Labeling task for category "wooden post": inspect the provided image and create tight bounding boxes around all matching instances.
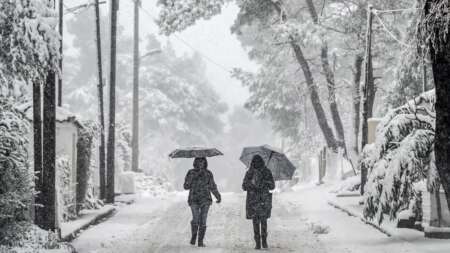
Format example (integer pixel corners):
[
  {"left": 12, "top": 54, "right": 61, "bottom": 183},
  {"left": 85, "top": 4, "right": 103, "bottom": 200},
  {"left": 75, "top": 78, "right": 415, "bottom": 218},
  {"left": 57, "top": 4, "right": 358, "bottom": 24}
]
[
  {"left": 360, "top": 4, "right": 373, "bottom": 195},
  {"left": 131, "top": 0, "right": 140, "bottom": 172},
  {"left": 106, "top": 0, "right": 118, "bottom": 204},
  {"left": 94, "top": 0, "right": 106, "bottom": 200}
]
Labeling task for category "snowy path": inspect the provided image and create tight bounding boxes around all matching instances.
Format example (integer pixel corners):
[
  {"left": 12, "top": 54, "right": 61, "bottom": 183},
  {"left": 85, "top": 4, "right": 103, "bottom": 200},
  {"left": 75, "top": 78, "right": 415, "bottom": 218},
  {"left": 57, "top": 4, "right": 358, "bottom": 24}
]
[
  {"left": 73, "top": 192, "right": 326, "bottom": 253},
  {"left": 73, "top": 186, "right": 450, "bottom": 253}
]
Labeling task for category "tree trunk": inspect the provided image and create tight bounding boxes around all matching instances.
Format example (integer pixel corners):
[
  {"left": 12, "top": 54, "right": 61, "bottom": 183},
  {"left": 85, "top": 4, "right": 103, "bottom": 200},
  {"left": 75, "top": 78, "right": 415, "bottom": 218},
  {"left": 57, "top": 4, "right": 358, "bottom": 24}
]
[
  {"left": 305, "top": 0, "right": 347, "bottom": 153},
  {"left": 430, "top": 43, "right": 450, "bottom": 213},
  {"left": 290, "top": 39, "right": 338, "bottom": 151},
  {"left": 131, "top": 0, "right": 140, "bottom": 172},
  {"left": 360, "top": 4, "right": 374, "bottom": 195},
  {"left": 41, "top": 71, "right": 57, "bottom": 231},
  {"left": 106, "top": 0, "right": 118, "bottom": 204},
  {"left": 353, "top": 54, "right": 364, "bottom": 154},
  {"left": 33, "top": 81, "right": 43, "bottom": 226},
  {"left": 94, "top": 0, "right": 106, "bottom": 200},
  {"left": 361, "top": 5, "right": 375, "bottom": 149},
  {"left": 268, "top": 0, "right": 339, "bottom": 151},
  {"left": 57, "top": 0, "right": 63, "bottom": 107},
  {"left": 320, "top": 44, "right": 347, "bottom": 152}
]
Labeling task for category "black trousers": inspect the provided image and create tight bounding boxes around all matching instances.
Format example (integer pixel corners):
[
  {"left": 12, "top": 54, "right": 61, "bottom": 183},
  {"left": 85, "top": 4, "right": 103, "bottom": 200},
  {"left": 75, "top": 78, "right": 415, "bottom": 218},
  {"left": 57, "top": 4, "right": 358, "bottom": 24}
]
[{"left": 252, "top": 217, "right": 268, "bottom": 239}]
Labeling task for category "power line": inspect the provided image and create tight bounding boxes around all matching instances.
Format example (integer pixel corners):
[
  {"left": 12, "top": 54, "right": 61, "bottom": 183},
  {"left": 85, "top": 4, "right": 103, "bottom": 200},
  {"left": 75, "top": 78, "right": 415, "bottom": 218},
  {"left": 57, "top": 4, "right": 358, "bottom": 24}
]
[
  {"left": 372, "top": 8, "right": 419, "bottom": 14},
  {"left": 138, "top": 6, "right": 233, "bottom": 74},
  {"left": 372, "top": 8, "right": 413, "bottom": 48}
]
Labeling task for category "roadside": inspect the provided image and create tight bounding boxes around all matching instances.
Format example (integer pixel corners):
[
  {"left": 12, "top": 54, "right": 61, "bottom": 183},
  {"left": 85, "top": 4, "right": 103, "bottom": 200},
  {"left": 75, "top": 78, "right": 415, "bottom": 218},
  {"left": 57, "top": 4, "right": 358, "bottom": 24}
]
[
  {"left": 285, "top": 183, "right": 450, "bottom": 253},
  {"left": 327, "top": 190, "right": 450, "bottom": 253}
]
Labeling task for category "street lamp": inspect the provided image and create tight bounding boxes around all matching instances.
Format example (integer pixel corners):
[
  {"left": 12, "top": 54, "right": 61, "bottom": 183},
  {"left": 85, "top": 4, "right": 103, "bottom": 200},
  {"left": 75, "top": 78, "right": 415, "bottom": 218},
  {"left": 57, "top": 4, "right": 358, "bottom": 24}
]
[{"left": 131, "top": 48, "right": 162, "bottom": 172}]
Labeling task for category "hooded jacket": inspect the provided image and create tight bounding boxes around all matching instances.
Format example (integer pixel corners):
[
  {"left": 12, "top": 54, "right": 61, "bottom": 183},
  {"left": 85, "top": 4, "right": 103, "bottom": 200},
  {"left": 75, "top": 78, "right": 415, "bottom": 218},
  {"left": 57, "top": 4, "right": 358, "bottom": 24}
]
[
  {"left": 184, "top": 158, "right": 221, "bottom": 206},
  {"left": 242, "top": 155, "right": 275, "bottom": 219}
]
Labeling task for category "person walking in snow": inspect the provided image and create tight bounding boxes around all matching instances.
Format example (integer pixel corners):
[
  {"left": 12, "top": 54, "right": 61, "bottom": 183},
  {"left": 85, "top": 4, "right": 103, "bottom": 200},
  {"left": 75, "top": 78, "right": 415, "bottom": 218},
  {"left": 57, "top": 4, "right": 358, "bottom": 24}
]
[
  {"left": 242, "top": 155, "right": 275, "bottom": 250},
  {"left": 183, "top": 157, "right": 221, "bottom": 247}
]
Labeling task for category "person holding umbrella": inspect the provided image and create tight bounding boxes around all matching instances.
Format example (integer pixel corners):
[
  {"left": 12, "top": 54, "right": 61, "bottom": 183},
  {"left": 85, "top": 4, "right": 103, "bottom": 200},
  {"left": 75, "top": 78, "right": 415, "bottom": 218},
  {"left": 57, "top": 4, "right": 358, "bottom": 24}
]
[
  {"left": 183, "top": 156, "right": 221, "bottom": 247},
  {"left": 242, "top": 155, "right": 275, "bottom": 249}
]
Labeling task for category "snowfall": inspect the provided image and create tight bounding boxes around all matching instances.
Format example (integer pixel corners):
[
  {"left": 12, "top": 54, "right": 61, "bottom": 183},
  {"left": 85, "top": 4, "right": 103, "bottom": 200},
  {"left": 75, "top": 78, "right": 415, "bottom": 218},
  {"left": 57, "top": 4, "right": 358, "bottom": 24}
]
[{"left": 70, "top": 182, "right": 450, "bottom": 253}]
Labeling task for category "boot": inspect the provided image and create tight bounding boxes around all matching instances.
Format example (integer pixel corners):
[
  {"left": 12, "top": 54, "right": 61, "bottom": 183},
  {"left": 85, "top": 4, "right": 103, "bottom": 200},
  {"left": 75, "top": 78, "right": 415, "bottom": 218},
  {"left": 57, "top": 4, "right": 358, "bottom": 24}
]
[
  {"left": 190, "top": 223, "right": 198, "bottom": 245},
  {"left": 198, "top": 226, "right": 206, "bottom": 247},
  {"left": 261, "top": 220, "right": 268, "bottom": 249},
  {"left": 253, "top": 219, "right": 261, "bottom": 250},
  {"left": 261, "top": 236, "right": 268, "bottom": 249}
]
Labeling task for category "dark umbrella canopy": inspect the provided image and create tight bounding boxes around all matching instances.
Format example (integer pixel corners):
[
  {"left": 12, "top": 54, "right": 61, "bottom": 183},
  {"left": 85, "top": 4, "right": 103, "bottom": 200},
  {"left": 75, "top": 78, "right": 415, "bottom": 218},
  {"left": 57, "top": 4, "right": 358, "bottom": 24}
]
[
  {"left": 169, "top": 147, "right": 223, "bottom": 158},
  {"left": 240, "top": 145, "right": 296, "bottom": 181}
]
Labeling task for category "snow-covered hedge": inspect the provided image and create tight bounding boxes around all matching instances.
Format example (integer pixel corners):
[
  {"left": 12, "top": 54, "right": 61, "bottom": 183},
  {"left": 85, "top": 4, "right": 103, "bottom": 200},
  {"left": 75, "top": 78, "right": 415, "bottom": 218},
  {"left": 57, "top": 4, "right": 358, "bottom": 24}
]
[
  {"left": 362, "top": 90, "right": 436, "bottom": 224},
  {"left": 0, "top": 222, "right": 74, "bottom": 253},
  {"left": 56, "top": 155, "right": 76, "bottom": 222},
  {"left": 0, "top": 98, "right": 32, "bottom": 228}
]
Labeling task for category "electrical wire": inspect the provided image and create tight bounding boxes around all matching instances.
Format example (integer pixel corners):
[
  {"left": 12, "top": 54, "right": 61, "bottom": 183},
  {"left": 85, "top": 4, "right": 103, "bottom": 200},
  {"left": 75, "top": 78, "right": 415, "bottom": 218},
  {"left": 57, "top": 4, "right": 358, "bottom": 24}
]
[
  {"left": 372, "top": 8, "right": 419, "bottom": 14},
  {"left": 372, "top": 9, "right": 413, "bottom": 48},
  {"left": 138, "top": 6, "right": 233, "bottom": 74}
]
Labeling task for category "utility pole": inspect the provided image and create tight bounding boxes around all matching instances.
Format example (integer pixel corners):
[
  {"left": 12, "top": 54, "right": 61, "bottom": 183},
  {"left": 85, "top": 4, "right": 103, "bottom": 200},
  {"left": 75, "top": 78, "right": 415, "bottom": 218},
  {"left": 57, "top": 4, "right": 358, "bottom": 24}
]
[
  {"left": 94, "top": 0, "right": 106, "bottom": 200},
  {"left": 33, "top": 82, "right": 43, "bottom": 226},
  {"left": 58, "top": 0, "right": 63, "bottom": 106},
  {"left": 106, "top": 0, "right": 118, "bottom": 204},
  {"left": 360, "top": 4, "right": 373, "bottom": 195},
  {"left": 131, "top": 0, "right": 140, "bottom": 172}
]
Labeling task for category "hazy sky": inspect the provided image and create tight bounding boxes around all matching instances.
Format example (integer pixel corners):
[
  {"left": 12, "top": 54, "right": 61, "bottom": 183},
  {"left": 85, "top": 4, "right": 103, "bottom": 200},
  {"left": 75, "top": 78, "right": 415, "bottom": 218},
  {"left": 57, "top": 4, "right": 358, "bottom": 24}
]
[{"left": 65, "top": 0, "right": 258, "bottom": 108}]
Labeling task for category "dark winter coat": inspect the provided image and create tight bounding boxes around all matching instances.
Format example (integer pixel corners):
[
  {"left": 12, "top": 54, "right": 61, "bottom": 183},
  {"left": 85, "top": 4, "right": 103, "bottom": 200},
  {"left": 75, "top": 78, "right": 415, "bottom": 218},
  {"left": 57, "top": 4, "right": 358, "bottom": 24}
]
[
  {"left": 184, "top": 168, "right": 221, "bottom": 206},
  {"left": 242, "top": 166, "right": 275, "bottom": 220}
]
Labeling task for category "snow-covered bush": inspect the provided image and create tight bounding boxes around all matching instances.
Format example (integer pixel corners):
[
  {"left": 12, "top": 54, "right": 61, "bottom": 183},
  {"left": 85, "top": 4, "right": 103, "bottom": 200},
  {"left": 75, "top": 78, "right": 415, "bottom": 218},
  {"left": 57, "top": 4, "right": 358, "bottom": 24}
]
[
  {"left": 116, "top": 123, "right": 131, "bottom": 172},
  {"left": 0, "top": 97, "right": 32, "bottom": 229},
  {"left": 362, "top": 90, "right": 436, "bottom": 224},
  {"left": 76, "top": 121, "right": 96, "bottom": 213},
  {"left": 0, "top": 222, "right": 74, "bottom": 252},
  {"left": 135, "top": 173, "right": 174, "bottom": 197},
  {"left": 56, "top": 156, "right": 76, "bottom": 222}
]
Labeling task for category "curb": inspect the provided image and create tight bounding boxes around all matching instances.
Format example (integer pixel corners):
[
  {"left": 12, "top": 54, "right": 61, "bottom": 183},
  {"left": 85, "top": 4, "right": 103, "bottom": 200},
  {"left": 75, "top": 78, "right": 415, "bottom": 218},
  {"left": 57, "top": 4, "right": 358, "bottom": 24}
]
[
  {"left": 328, "top": 200, "right": 392, "bottom": 237},
  {"left": 61, "top": 207, "right": 116, "bottom": 242}
]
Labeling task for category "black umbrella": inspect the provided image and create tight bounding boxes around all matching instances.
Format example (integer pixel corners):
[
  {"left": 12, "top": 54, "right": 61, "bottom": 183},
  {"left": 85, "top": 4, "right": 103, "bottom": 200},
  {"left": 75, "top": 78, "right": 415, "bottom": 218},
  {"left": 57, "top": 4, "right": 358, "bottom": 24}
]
[
  {"left": 169, "top": 147, "right": 223, "bottom": 158},
  {"left": 240, "top": 145, "right": 296, "bottom": 181}
]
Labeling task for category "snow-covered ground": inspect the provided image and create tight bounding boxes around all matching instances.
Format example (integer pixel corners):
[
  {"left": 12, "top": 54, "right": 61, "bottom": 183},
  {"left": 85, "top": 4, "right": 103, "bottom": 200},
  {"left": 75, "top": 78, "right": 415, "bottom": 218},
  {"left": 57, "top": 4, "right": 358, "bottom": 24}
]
[{"left": 72, "top": 184, "right": 450, "bottom": 253}]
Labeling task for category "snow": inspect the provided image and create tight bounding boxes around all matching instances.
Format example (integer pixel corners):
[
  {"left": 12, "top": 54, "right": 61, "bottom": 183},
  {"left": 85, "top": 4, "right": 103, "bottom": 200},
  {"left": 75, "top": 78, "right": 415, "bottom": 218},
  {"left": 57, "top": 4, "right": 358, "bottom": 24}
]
[
  {"left": 117, "top": 172, "right": 137, "bottom": 194},
  {"left": 60, "top": 205, "right": 115, "bottom": 241},
  {"left": 70, "top": 184, "right": 450, "bottom": 253}
]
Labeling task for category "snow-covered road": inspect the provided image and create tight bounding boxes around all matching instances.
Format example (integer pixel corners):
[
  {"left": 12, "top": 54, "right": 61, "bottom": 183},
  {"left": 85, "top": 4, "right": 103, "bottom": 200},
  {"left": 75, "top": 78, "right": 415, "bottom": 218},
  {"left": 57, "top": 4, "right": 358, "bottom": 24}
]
[
  {"left": 73, "top": 185, "right": 450, "bottom": 253},
  {"left": 73, "top": 191, "right": 326, "bottom": 253}
]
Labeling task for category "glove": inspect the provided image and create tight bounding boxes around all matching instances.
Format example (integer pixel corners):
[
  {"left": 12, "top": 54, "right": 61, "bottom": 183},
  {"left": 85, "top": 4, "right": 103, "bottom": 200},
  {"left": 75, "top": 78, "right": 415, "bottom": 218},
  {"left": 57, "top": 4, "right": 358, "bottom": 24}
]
[{"left": 216, "top": 196, "right": 221, "bottom": 204}]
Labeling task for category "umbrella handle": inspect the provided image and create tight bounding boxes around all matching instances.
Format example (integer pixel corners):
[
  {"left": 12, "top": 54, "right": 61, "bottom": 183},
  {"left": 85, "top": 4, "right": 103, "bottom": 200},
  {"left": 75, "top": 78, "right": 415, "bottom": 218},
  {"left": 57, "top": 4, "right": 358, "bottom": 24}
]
[{"left": 267, "top": 151, "right": 274, "bottom": 165}]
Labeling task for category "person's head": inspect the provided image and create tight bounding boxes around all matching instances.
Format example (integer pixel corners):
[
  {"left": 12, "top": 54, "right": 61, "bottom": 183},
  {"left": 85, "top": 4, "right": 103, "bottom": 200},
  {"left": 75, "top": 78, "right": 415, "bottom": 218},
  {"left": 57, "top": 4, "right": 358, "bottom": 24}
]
[
  {"left": 250, "top": 155, "right": 265, "bottom": 170},
  {"left": 193, "top": 157, "right": 208, "bottom": 170}
]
